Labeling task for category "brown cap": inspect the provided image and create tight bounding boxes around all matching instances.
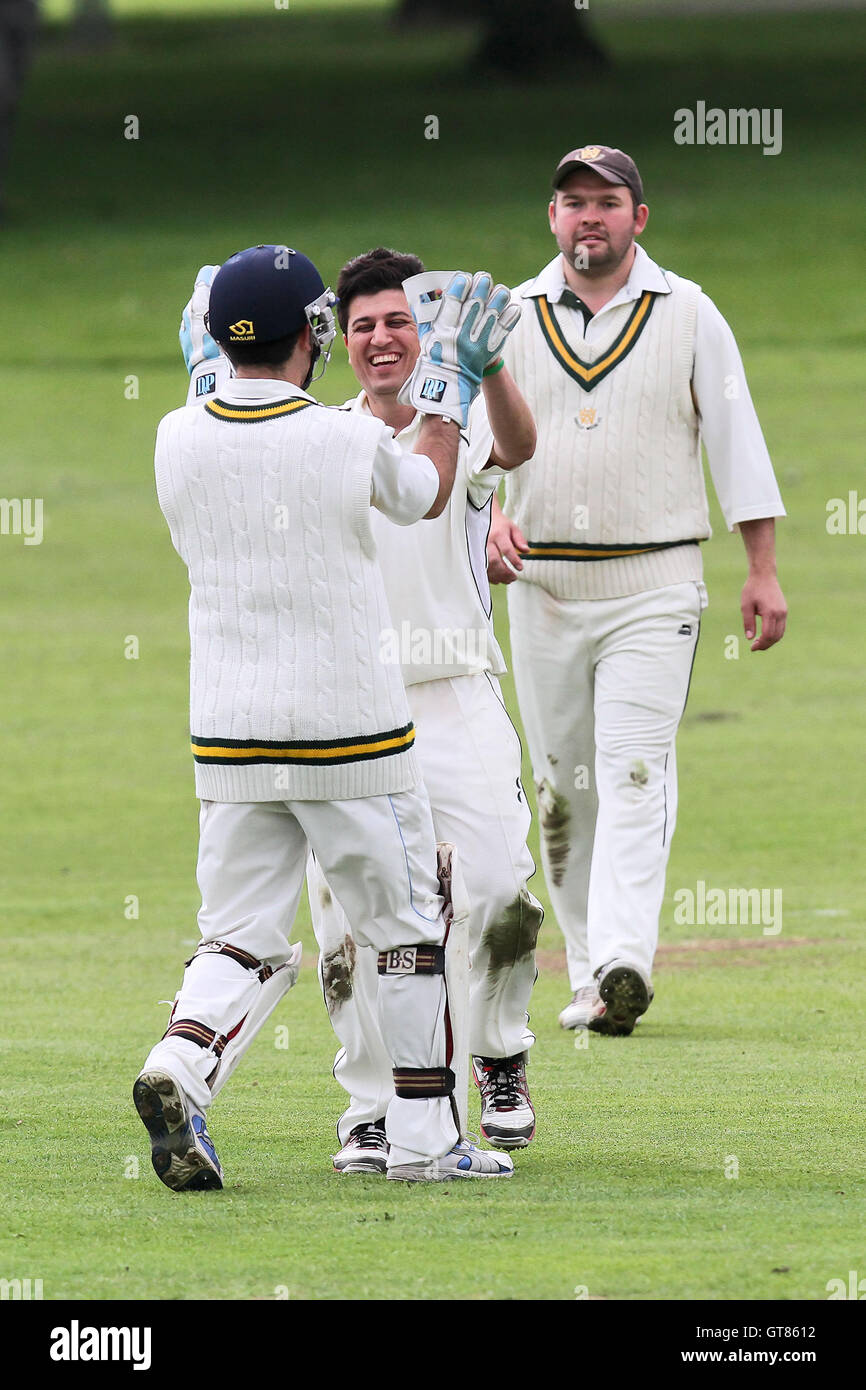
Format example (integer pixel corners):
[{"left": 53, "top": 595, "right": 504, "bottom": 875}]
[{"left": 552, "top": 145, "right": 643, "bottom": 203}]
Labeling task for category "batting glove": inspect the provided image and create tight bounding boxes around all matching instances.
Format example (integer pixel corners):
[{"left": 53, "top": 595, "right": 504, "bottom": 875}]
[
  {"left": 456, "top": 273, "right": 522, "bottom": 377},
  {"left": 398, "top": 271, "right": 518, "bottom": 427},
  {"left": 478, "top": 280, "right": 522, "bottom": 369},
  {"left": 179, "top": 264, "right": 221, "bottom": 374}
]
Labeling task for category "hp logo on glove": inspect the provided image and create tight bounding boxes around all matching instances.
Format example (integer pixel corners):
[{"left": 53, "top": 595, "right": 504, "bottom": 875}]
[{"left": 419, "top": 376, "right": 447, "bottom": 404}]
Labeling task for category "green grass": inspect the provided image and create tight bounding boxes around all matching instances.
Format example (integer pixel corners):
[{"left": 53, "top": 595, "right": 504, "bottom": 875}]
[{"left": 1, "top": 4, "right": 865, "bottom": 1302}]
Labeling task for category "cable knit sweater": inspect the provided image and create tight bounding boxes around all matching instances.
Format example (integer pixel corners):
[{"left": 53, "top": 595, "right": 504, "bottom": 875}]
[
  {"left": 155, "top": 386, "right": 420, "bottom": 801},
  {"left": 502, "top": 266, "right": 709, "bottom": 600}
]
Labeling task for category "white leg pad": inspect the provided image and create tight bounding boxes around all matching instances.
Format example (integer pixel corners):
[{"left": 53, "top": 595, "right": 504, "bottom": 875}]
[
  {"left": 208, "top": 943, "right": 303, "bottom": 1099},
  {"left": 438, "top": 843, "right": 470, "bottom": 1137}
]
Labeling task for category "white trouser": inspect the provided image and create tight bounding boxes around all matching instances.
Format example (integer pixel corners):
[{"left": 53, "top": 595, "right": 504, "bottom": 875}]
[
  {"left": 507, "top": 580, "right": 703, "bottom": 991},
  {"left": 308, "top": 673, "right": 542, "bottom": 1146},
  {"left": 142, "top": 790, "right": 459, "bottom": 1166}
]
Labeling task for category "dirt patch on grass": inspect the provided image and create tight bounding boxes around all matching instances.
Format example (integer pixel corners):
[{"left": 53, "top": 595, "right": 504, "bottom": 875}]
[{"left": 535, "top": 936, "right": 839, "bottom": 974}]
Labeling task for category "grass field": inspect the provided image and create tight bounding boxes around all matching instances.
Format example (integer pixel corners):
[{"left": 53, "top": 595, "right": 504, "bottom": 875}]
[{"left": 1, "top": 2, "right": 865, "bottom": 1303}]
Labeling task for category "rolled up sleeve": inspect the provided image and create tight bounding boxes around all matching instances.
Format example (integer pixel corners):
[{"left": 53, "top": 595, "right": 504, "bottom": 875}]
[{"left": 370, "top": 429, "right": 440, "bottom": 525}]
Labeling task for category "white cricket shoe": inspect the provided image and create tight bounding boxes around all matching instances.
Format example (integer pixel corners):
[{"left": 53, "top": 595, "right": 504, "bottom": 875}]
[
  {"left": 332, "top": 1119, "right": 389, "bottom": 1175},
  {"left": 133, "top": 1069, "right": 223, "bottom": 1192},
  {"left": 387, "top": 1139, "right": 514, "bottom": 1182},
  {"left": 593, "top": 959, "right": 654, "bottom": 1036},
  {"left": 472, "top": 1053, "right": 536, "bottom": 1149},
  {"left": 558, "top": 984, "right": 606, "bottom": 1031}
]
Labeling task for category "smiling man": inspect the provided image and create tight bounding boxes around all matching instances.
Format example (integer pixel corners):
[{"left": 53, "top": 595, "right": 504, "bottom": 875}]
[
  {"left": 487, "top": 145, "right": 787, "bottom": 1037},
  {"left": 307, "top": 247, "right": 545, "bottom": 1173}
]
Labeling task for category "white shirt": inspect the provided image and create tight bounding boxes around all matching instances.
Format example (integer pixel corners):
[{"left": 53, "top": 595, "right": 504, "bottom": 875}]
[
  {"left": 523, "top": 244, "right": 785, "bottom": 529},
  {"left": 213, "top": 378, "right": 439, "bottom": 525},
  {"left": 345, "top": 391, "right": 508, "bottom": 687}
]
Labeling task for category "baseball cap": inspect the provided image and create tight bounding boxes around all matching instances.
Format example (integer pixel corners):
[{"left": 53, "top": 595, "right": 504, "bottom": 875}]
[
  {"left": 552, "top": 145, "right": 643, "bottom": 204},
  {"left": 207, "top": 244, "right": 328, "bottom": 345}
]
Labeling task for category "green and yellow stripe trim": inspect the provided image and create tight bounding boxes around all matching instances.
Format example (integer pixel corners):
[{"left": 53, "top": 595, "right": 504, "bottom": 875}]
[
  {"left": 204, "top": 398, "right": 314, "bottom": 423},
  {"left": 191, "top": 722, "right": 415, "bottom": 767},
  {"left": 534, "top": 290, "right": 657, "bottom": 391},
  {"left": 524, "top": 539, "right": 700, "bottom": 562}
]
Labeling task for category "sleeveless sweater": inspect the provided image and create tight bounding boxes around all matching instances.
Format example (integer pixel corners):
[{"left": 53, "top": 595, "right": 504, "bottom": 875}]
[
  {"left": 155, "top": 389, "right": 420, "bottom": 800},
  {"left": 503, "top": 264, "right": 710, "bottom": 600}
]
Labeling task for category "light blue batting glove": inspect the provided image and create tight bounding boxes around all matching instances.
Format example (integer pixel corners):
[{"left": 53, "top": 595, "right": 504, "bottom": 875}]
[
  {"left": 456, "top": 273, "right": 522, "bottom": 376},
  {"left": 398, "top": 272, "right": 521, "bottom": 427},
  {"left": 397, "top": 271, "right": 479, "bottom": 427},
  {"left": 179, "top": 264, "right": 221, "bottom": 374}
]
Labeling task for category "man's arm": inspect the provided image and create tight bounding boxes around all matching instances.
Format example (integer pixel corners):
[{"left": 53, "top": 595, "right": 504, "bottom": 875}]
[
  {"left": 739, "top": 517, "right": 787, "bottom": 651},
  {"left": 481, "top": 363, "right": 536, "bottom": 470},
  {"left": 416, "top": 416, "right": 461, "bottom": 519},
  {"left": 371, "top": 421, "right": 460, "bottom": 526},
  {"left": 693, "top": 293, "right": 787, "bottom": 651}
]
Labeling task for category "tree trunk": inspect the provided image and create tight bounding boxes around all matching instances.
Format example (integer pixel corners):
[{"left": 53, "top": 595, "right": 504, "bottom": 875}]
[
  {"left": 395, "top": 0, "right": 608, "bottom": 76},
  {"left": 474, "top": 0, "right": 608, "bottom": 76},
  {"left": 70, "top": 0, "right": 114, "bottom": 48},
  {"left": 395, "top": 0, "right": 469, "bottom": 21}
]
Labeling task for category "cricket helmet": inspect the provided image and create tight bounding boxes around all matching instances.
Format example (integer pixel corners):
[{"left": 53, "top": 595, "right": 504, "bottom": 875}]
[{"left": 207, "top": 245, "right": 337, "bottom": 360}]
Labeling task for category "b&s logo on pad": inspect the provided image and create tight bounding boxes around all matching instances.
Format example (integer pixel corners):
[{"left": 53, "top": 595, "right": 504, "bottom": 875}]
[
  {"left": 419, "top": 376, "right": 447, "bottom": 404},
  {"left": 229, "top": 319, "right": 255, "bottom": 340}
]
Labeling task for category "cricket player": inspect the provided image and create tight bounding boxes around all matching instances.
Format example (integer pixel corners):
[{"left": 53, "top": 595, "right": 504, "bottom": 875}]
[
  {"left": 134, "top": 244, "right": 517, "bottom": 1186},
  {"left": 487, "top": 146, "right": 787, "bottom": 1035},
  {"left": 307, "top": 248, "right": 543, "bottom": 1173}
]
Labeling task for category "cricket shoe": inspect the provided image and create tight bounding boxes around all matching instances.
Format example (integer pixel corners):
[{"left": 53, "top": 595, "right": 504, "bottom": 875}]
[
  {"left": 592, "top": 959, "right": 654, "bottom": 1036},
  {"left": 472, "top": 1052, "right": 536, "bottom": 1149},
  {"left": 387, "top": 1139, "right": 514, "bottom": 1182},
  {"left": 558, "top": 984, "right": 606, "bottom": 1031},
  {"left": 332, "top": 1119, "right": 389, "bottom": 1175},
  {"left": 133, "top": 1070, "right": 223, "bottom": 1192}
]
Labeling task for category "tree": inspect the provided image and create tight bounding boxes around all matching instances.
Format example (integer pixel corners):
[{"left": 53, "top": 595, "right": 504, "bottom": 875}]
[
  {"left": 70, "top": 0, "right": 114, "bottom": 48},
  {"left": 0, "top": 0, "right": 38, "bottom": 219},
  {"left": 395, "top": 0, "right": 608, "bottom": 77}
]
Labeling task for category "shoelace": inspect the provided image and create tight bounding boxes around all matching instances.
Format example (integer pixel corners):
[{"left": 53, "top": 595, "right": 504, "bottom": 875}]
[
  {"left": 480, "top": 1060, "right": 524, "bottom": 1109},
  {"left": 349, "top": 1123, "right": 388, "bottom": 1152}
]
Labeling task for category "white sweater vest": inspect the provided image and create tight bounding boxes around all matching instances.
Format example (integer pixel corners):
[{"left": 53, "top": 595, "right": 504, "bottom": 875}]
[
  {"left": 503, "top": 270, "right": 710, "bottom": 600},
  {"left": 155, "top": 394, "right": 419, "bottom": 801}
]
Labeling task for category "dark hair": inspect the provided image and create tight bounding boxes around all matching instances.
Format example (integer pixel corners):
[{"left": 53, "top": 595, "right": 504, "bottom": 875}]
[
  {"left": 336, "top": 247, "right": 425, "bottom": 334},
  {"left": 219, "top": 327, "right": 304, "bottom": 370}
]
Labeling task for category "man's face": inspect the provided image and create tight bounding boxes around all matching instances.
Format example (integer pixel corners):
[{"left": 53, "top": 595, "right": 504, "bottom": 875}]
[
  {"left": 549, "top": 170, "right": 648, "bottom": 274},
  {"left": 344, "top": 288, "right": 420, "bottom": 398}
]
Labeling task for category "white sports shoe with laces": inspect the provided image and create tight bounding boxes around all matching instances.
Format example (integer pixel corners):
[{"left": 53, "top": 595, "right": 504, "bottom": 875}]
[
  {"left": 472, "top": 1053, "right": 536, "bottom": 1149},
  {"left": 387, "top": 1138, "right": 514, "bottom": 1182},
  {"left": 332, "top": 1119, "right": 389, "bottom": 1174},
  {"left": 558, "top": 984, "right": 606, "bottom": 1031}
]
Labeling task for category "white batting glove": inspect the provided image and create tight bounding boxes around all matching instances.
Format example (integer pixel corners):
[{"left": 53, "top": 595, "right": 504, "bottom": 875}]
[
  {"left": 398, "top": 271, "right": 520, "bottom": 427},
  {"left": 179, "top": 264, "right": 221, "bottom": 373},
  {"left": 480, "top": 281, "right": 522, "bottom": 368}
]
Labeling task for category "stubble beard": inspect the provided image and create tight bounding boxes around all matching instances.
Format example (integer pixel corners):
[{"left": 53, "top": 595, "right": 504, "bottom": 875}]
[{"left": 565, "top": 229, "right": 634, "bottom": 279}]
